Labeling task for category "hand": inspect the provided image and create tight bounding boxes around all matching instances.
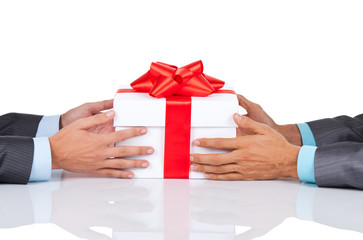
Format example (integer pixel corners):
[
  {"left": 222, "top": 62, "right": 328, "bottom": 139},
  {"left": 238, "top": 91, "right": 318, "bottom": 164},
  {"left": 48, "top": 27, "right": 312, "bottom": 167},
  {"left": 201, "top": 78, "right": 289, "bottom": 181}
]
[
  {"left": 237, "top": 94, "right": 302, "bottom": 145},
  {"left": 60, "top": 100, "right": 114, "bottom": 134},
  {"left": 49, "top": 110, "right": 154, "bottom": 179},
  {"left": 190, "top": 114, "right": 300, "bottom": 181},
  {"left": 237, "top": 94, "right": 277, "bottom": 134}
]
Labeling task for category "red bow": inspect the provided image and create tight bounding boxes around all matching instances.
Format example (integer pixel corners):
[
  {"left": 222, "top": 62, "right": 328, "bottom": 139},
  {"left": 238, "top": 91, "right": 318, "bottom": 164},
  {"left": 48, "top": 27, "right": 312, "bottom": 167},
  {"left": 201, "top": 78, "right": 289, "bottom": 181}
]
[{"left": 131, "top": 60, "right": 225, "bottom": 98}]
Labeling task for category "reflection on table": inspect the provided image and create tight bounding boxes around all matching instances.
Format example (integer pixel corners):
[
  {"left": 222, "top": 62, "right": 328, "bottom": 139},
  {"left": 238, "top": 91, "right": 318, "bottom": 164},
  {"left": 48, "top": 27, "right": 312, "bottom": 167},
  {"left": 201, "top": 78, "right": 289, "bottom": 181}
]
[{"left": 0, "top": 170, "right": 363, "bottom": 240}]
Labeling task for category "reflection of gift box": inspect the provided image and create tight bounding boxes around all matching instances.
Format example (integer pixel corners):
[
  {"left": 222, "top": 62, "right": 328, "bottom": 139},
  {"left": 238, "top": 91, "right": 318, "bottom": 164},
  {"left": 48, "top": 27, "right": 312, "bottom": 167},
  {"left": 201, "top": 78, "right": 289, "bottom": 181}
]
[
  {"left": 113, "top": 61, "right": 238, "bottom": 179},
  {"left": 112, "top": 179, "right": 236, "bottom": 240}
]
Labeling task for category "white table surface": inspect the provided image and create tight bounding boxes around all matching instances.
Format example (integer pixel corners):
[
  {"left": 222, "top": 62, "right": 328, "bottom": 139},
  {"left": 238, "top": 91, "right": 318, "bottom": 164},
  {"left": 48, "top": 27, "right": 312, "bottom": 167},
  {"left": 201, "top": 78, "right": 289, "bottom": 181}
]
[{"left": 1, "top": 170, "right": 363, "bottom": 240}]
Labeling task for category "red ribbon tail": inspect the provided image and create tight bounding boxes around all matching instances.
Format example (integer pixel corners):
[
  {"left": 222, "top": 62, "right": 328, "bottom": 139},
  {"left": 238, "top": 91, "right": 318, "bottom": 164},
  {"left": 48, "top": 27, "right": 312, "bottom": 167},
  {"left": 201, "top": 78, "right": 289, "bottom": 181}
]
[{"left": 163, "top": 96, "right": 191, "bottom": 178}]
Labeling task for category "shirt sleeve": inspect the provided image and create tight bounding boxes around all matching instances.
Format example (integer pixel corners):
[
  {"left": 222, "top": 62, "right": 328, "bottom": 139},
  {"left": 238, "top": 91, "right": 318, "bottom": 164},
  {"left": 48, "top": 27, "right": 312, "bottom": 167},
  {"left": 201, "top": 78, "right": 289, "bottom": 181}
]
[
  {"left": 296, "top": 123, "right": 318, "bottom": 183},
  {"left": 28, "top": 115, "right": 60, "bottom": 182}
]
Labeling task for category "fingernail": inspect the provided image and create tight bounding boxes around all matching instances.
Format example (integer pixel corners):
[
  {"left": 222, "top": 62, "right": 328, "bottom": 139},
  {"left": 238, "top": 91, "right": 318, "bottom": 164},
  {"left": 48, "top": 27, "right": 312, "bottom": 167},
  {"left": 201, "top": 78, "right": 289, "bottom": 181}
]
[
  {"left": 205, "top": 173, "right": 210, "bottom": 179},
  {"left": 141, "top": 162, "right": 149, "bottom": 168},
  {"left": 190, "top": 155, "right": 194, "bottom": 161},
  {"left": 140, "top": 128, "right": 147, "bottom": 134},
  {"left": 234, "top": 113, "right": 242, "bottom": 122},
  {"left": 128, "top": 174, "right": 134, "bottom": 179},
  {"left": 106, "top": 110, "right": 115, "bottom": 117},
  {"left": 194, "top": 140, "right": 200, "bottom": 146},
  {"left": 147, "top": 148, "right": 154, "bottom": 154},
  {"left": 190, "top": 165, "right": 197, "bottom": 171}
]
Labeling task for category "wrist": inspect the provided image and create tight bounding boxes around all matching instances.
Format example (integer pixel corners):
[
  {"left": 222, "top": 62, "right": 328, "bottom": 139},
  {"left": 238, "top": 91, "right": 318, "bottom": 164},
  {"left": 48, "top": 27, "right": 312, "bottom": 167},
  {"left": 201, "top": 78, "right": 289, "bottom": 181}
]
[
  {"left": 59, "top": 114, "right": 64, "bottom": 130},
  {"left": 275, "top": 124, "right": 302, "bottom": 146},
  {"left": 49, "top": 135, "right": 61, "bottom": 170},
  {"left": 283, "top": 144, "right": 300, "bottom": 179}
]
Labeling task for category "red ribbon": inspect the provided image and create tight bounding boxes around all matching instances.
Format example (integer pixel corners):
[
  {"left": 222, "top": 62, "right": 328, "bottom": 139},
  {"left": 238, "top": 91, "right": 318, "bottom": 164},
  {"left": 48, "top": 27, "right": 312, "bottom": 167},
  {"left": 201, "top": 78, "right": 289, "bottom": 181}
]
[
  {"left": 121, "top": 61, "right": 230, "bottom": 178},
  {"left": 130, "top": 60, "right": 225, "bottom": 98}
]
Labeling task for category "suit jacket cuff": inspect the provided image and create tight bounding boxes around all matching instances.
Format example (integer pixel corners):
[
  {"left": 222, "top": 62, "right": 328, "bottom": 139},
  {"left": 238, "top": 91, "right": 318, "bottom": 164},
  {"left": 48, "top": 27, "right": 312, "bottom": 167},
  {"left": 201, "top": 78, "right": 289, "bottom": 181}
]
[{"left": 29, "top": 137, "right": 52, "bottom": 182}]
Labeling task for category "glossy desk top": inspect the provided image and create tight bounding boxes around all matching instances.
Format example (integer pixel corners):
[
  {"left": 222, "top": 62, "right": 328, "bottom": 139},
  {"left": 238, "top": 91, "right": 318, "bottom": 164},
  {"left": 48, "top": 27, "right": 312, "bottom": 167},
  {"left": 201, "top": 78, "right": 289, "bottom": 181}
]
[{"left": 1, "top": 170, "right": 363, "bottom": 240}]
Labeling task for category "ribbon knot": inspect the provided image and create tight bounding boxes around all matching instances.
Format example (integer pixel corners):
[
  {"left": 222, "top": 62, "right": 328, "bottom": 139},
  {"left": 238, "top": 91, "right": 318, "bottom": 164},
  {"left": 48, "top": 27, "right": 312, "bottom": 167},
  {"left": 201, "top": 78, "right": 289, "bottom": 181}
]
[{"left": 131, "top": 60, "right": 225, "bottom": 98}]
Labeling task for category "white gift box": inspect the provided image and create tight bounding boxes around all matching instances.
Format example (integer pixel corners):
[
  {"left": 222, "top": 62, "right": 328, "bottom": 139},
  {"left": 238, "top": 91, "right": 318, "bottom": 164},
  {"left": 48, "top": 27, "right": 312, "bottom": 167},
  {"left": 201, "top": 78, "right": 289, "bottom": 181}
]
[{"left": 113, "top": 86, "right": 238, "bottom": 179}]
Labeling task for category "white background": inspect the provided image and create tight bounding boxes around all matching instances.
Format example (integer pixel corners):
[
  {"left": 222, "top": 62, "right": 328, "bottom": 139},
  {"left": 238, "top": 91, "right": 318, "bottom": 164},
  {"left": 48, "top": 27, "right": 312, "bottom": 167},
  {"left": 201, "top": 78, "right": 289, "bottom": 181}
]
[
  {"left": 1, "top": 0, "right": 362, "bottom": 124},
  {"left": 0, "top": 1, "right": 363, "bottom": 239}
]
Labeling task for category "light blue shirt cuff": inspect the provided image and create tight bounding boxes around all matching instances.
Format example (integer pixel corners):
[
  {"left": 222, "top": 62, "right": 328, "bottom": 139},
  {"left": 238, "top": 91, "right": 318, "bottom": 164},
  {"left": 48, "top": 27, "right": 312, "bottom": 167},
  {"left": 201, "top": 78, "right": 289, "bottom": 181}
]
[
  {"left": 29, "top": 137, "right": 52, "bottom": 182},
  {"left": 35, "top": 115, "right": 60, "bottom": 137},
  {"left": 297, "top": 146, "right": 317, "bottom": 183},
  {"left": 296, "top": 123, "right": 317, "bottom": 146},
  {"left": 29, "top": 115, "right": 60, "bottom": 182}
]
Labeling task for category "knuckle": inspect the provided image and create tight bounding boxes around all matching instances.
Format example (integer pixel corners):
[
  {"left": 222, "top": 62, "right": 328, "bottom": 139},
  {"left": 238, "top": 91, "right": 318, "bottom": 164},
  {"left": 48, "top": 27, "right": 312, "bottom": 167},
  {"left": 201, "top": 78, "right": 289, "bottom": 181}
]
[
  {"left": 236, "top": 140, "right": 245, "bottom": 148},
  {"left": 116, "top": 147, "right": 127, "bottom": 156},
  {"left": 130, "top": 160, "right": 140, "bottom": 168},
  {"left": 94, "top": 150, "right": 105, "bottom": 159},
  {"left": 141, "top": 147, "right": 150, "bottom": 155},
  {"left": 191, "top": 154, "right": 200, "bottom": 163},
  {"left": 115, "top": 132, "right": 126, "bottom": 141},
  {"left": 242, "top": 151, "right": 252, "bottom": 161},
  {"left": 102, "top": 169, "right": 114, "bottom": 176},
  {"left": 214, "top": 140, "right": 223, "bottom": 148},
  {"left": 196, "top": 164, "right": 203, "bottom": 172},
  {"left": 211, "top": 155, "right": 222, "bottom": 165},
  {"left": 88, "top": 160, "right": 101, "bottom": 169},
  {"left": 133, "top": 128, "right": 142, "bottom": 136},
  {"left": 112, "top": 171, "right": 124, "bottom": 178},
  {"left": 254, "top": 103, "right": 262, "bottom": 110},
  {"left": 216, "top": 165, "right": 225, "bottom": 173}
]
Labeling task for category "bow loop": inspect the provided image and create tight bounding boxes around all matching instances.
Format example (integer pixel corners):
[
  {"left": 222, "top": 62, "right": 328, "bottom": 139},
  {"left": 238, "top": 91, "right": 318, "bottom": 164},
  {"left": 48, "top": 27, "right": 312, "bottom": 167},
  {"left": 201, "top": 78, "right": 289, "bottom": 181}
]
[{"left": 131, "top": 60, "right": 224, "bottom": 98}]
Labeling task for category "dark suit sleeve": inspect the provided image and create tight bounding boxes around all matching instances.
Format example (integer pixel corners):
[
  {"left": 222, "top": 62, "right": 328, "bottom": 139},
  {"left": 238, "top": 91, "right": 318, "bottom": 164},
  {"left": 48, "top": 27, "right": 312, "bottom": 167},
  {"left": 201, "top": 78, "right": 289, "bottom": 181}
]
[
  {"left": 0, "top": 113, "right": 43, "bottom": 137},
  {"left": 0, "top": 112, "right": 43, "bottom": 184},
  {"left": 0, "top": 136, "right": 34, "bottom": 184},
  {"left": 307, "top": 114, "right": 363, "bottom": 146},
  {"left": 314, "top": 142, "right": 363, "bottom": 189}
]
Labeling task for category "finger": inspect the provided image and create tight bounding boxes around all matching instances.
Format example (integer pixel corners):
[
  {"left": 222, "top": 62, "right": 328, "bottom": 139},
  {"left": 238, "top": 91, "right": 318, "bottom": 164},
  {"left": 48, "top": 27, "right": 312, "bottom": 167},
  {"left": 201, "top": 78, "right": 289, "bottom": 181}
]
[
  {"left": 106, "top": 146, "right": 154, "bottom": 158},
  {"left": 104, "top": 127, "right": 148, "bottom": 144},
  {"left": 233, "top": 114, "right": 269, "bottom": 134},
  {"left": 205, "top": 173, "right": 243, "bottom": 181},
  {"left": 102, "top": 158, "right": 150, "bottom": 169},
  {"left": 190, "top": 152, "right": 237, "bottom": 165},
  {"left": 237, "top": 94, "right": 253, "bottom": 110},
  {"left": 75, "top": 110, "right": 114, "bottom": 130},
  {"left": 87, "top": 99, "right": 114, "bottom": 114},
  {"left": 95, "top": 168, "right": 135, "bottom": 179},
  {"left": 190, "top": 163, "right": 239, "bottom": 174},
  {"left": 193, "top": 137, "right": 239, "bottom": 150}
]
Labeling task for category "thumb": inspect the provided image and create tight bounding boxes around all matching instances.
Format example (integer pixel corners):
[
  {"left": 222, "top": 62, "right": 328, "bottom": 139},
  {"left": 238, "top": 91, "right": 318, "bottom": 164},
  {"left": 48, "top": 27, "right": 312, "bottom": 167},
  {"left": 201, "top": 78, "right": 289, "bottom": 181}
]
[
  {"left": 233, "top": 113, "right": 269, "bottom": 134},
  {"left": 76, "top": 110, "right": 115, "bottom": 130}
]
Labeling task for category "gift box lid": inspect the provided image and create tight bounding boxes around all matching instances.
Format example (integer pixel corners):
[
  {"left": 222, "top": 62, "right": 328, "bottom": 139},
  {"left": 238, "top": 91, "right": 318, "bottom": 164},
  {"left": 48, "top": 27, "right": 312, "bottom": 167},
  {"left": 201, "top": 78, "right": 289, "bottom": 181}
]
[{"left": 113, "top": 86, "right": 239, "bottom": 127}]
